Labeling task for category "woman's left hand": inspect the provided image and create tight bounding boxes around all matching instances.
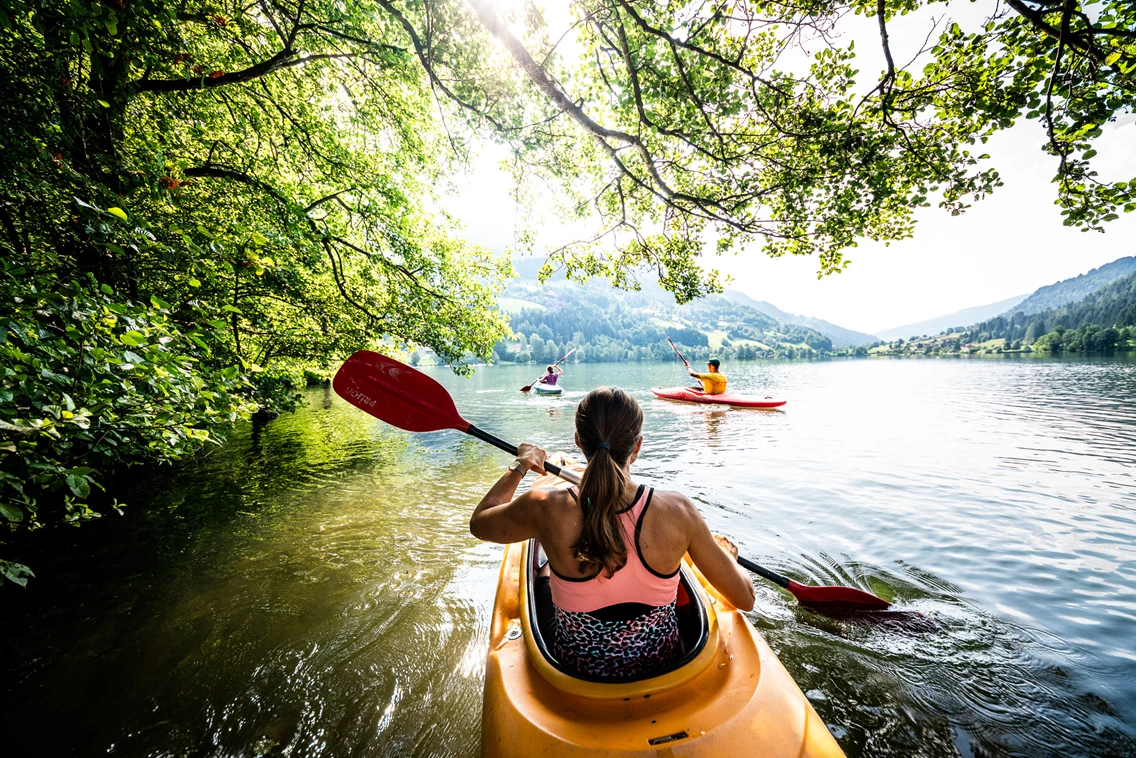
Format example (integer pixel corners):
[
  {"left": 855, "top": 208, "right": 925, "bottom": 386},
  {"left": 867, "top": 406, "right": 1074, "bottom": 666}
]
[{"left": 515, "top": 442, "right": 548, "bottom": 475}]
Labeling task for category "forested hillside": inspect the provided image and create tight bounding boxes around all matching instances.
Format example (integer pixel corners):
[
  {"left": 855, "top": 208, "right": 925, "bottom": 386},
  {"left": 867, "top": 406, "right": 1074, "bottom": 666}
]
[
  {"left": 1004, "top": 257, "right": 1135, "bottom": 318},
  {"left": 481, "top": 280, "right": 835, "bottom": 364},
  {"left": 717, "top": 291, "right": 878, "bottom": 348},
  {"left": 872, "top": 274, "right": 1136, "bottom": 355},
  {"left": 966, "top": 274, "right": 1136, "bottom": 348}
]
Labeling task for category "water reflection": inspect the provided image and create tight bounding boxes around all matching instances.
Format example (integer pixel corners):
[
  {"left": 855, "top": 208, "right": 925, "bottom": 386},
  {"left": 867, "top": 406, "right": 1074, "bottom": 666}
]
[{"left": 1, "top": 356, "right": 1133, "bottom": 757}]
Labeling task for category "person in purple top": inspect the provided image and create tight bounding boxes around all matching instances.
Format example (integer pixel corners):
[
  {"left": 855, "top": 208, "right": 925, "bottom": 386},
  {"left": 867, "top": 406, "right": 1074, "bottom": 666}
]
[{"left": 538, "top": 364, "right": 562, "bottom": 386}]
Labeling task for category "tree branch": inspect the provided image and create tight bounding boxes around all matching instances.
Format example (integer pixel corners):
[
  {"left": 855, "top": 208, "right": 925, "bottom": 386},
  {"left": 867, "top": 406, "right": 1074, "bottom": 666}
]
[
  {"left": 133, "top": 49, "right": 295, "bottom": 93},
  {"left": 375, "top": 0, "right": 508, "bottom": 131},
  {"left": 1004, "top": 0, "right": 1122, "bottom": 72}
]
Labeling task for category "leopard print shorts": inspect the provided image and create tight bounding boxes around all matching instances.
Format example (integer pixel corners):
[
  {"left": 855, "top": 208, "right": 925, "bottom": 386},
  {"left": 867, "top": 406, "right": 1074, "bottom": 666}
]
[{"left": 553, "top": 602, "right": 682, "bottom": 679}]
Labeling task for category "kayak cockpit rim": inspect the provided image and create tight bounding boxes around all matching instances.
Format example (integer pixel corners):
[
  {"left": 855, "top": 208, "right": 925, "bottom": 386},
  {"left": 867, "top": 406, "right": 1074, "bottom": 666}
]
[{"left": 519, "top": 538, "right": 722, "bottom": 699}]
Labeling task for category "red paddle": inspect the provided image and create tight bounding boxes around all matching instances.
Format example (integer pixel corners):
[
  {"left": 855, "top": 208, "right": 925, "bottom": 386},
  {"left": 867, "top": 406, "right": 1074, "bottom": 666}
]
[
  {"left": 334, "top": 350, "right": 892, "bottom": 613},
  {"left": 520, "top": 347, "right": 577, "bottom": 393},
  {"left": 334, "top": 350, "right": 580, "bottom": 483},
  {"left": 737, "top": 556, "right": 891, "bottom": 611}
]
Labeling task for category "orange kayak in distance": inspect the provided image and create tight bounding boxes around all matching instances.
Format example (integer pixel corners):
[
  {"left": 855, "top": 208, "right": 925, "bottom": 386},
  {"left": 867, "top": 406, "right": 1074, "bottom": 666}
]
[{"left": 651, "top": 387, "right": 787, "bottom": 409}]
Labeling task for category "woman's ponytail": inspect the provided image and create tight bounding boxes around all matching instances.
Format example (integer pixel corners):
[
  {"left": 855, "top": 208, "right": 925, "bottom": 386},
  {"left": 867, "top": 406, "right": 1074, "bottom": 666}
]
[{"left": 572, "top": 388, "right": 644, "bottom": 577}]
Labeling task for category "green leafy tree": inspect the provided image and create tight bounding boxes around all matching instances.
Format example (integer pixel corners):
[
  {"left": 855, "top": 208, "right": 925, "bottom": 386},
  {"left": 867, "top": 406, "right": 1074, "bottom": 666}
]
[
  {"left": 529, "top": 333, "right": 547, "bottom": 363},
  {"left": 458, "top": 0, "right": 1133, "bottom": 298},
  {"left": 0, "top": 0, "right": 512, "bottom": 578}
]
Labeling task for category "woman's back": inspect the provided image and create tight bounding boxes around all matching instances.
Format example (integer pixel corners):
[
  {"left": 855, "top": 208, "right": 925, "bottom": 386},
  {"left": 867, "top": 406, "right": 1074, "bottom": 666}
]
[
  {"left": 540, "top": 482, "right": 692, "bottom": 586},
  {"left": 547, "top": 484, "right": 678, "bottom": 612},
  {"left": 469, "top": 386, "right": 756, "bottom": 679}
]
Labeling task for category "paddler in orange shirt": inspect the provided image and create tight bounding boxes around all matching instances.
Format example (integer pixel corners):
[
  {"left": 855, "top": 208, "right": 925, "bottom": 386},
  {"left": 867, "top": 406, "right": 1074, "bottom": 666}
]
[{"left": 688, "top": 358, "right": 727, "bottom": 395}]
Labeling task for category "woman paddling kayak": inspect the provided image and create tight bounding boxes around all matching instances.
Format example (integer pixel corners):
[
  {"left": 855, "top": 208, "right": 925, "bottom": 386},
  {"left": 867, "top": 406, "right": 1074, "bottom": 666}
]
[
  {"left": 470, "top": 387, "right": 755, "bottom": 678},
  {"left": 537, "top": 364, "right": 562, "bottom": 387}
]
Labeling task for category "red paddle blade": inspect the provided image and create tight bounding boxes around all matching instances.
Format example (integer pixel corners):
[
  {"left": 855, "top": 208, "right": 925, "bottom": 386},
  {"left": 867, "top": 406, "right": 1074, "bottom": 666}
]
[
  {"left": 333, "top": 350, "right": 470, "bottom": 433},
  {"left": 786, "top": 579, "right": 892, "bottom": 611}
]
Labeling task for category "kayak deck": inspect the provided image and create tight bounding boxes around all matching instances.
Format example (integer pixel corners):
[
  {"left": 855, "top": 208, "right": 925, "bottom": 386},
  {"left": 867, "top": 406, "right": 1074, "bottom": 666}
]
[
  {"left": 651, "top": 387, "right": 786, "bottom": 409},
  {"left": 480, "top": 470, "right": 843, "bottom": 757},
  {"left": 532, "top": 384, "right": 564, "bottom": 395}
]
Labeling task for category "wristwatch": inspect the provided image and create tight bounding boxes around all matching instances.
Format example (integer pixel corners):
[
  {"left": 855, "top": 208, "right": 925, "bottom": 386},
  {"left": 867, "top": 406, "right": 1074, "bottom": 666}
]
[{"left": 508, "top": 459, "right": 526, "bottom": 475}]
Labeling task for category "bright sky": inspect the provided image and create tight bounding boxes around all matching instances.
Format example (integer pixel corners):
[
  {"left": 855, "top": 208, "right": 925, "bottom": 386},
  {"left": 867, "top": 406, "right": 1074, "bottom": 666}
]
[{"left": 440, "top": 4, "right": 1136, "bottom": 336}]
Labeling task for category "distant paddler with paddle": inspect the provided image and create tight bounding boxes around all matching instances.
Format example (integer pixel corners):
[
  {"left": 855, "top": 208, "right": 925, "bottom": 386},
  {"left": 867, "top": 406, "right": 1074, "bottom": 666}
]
[
  {"left": 668, "top": 336, "right": 727, "bottom": 395},
  {"left": 521, "top": 347, "right": 575, "bottom": 393}
]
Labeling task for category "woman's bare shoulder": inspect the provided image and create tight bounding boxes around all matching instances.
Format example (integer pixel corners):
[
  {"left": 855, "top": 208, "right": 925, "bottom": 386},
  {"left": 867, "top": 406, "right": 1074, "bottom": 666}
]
[
  {"left": 524, "top": 484, "right": 579, "bottom": 517},
  {"left": 646, "top": 488, "right": 699, "bottom": 520}
]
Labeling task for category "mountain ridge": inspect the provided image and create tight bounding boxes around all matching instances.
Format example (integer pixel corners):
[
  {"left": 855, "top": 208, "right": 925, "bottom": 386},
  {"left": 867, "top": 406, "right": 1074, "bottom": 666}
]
[
  {"left": 1002, "top": 256, "right": 1136, "bottom": 318},
  {"left": 507, "top": 258, "right": 878, "bottom": 348},
  {"left": 717, "top": 290, "right": 879, "bottom": 347},
  {"left": 875, "top": 294, "right": 1030, "bottom": 342}
]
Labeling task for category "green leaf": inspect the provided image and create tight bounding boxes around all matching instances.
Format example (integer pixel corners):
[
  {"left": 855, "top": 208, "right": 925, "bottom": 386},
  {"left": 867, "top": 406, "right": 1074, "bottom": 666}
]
[
  {"left": 150, "top": 295, "right": 171, "bottom": 310},
  {"left": 66, "top": 474, "right": 91, "bottom": 499},
  {"left": 106, "top": 207, "right": 128, "bottom": 221},
  {"left": 121, "top": 330, "right": 146, "bottom": 346},
  {"left": 0, "top": 502, "right": 24, "bottom": 522},
  {"left": 251, "top": 232, "right": 269, "bottom": 246},
  {"left": 97, "top": 99, "right": 111, "bottom": 108},
  {"left": 0, "top": 559, "right": 34, "bottom": 588}
]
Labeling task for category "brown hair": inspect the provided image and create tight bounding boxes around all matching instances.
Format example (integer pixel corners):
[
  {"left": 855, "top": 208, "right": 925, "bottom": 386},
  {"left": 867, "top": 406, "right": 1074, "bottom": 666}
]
[{"left": 572, "top": 387, "right": 644, "bottom": 577}]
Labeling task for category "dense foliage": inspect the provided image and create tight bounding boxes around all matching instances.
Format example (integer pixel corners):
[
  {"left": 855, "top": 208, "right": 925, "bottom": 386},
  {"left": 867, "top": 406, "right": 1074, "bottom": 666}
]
[
  {"left": 455, "top": 0, "right": 1134, "bottom": 298},
  {"left": 0, "top": 0, "right": 511, "bottom": 581}
]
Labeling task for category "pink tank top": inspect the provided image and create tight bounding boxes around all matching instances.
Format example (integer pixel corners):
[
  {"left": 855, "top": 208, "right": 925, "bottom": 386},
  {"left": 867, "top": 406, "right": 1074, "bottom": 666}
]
[{"left": 549, "top": 485, "right": 680, "bottom": 613}]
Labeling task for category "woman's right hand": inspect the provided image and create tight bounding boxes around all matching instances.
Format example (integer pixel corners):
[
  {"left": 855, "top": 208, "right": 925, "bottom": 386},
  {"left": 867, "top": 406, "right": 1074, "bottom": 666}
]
[
  {"left": 712, "top": 533, "right": 739, "bottom": 560},
  {"left": 515, "top": 442, "right": 548, "bottom": 475}
]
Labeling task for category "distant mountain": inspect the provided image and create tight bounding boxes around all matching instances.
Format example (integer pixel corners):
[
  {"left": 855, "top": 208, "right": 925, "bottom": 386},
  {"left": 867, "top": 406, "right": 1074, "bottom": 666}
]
[
  {"left": 977, "top": 273, "right": 1136, "bottom": 341},
  {"left": 507, "top": 257, "right": 877, "bottom": 348},
  {"left": 495, "top": 277, "right": 835, "bottom": 362},
  {"left": 875, "top": 294, "right": 1030, "bottom": 342},
  {"left": 1002, "top": 256, "right": 1136, "bottom": 318},
  {"left": 718, "top": 291, "right": 878, "bottom": 347},
  {"left": 867, "top": 274, "right": 1136, "bottom": 356}
]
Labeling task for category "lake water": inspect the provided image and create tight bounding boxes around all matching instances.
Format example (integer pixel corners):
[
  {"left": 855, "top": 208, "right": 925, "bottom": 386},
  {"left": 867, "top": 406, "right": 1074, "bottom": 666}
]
[{"left": 2, "top": 357, "right": 1134, "bottom": 757}]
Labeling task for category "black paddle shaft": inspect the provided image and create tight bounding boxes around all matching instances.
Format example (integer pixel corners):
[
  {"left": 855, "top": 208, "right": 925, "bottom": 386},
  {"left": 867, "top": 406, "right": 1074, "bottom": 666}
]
[
  {"left": 736, "top": 555, "right": 790, "bottom": 588},
  {"left": 465, "top": 424, "right": 580, "bottom": 484}
]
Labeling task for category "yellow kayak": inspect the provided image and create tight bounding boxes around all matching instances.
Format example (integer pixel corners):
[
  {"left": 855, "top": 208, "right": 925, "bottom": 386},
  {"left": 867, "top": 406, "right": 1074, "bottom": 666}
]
[{"left": 480, "top": 470, "right": 846, "bottom": 757}]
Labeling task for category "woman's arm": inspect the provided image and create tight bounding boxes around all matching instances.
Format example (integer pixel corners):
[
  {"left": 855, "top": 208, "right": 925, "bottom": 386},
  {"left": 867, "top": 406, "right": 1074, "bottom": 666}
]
[
  {"left": 684, "top": 502, "right": 756, "bottom": 611},
  {"left": 554, "top": 365, "right": 563, "bottom": 375},
  {"left": 469, "top": 443, "right": 548, "bottom": 544}
]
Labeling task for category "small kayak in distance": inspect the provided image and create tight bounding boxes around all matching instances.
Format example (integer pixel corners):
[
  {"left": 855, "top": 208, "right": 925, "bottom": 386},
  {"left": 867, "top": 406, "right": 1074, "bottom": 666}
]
[
  {"left": 532, "top": 383, "right": 564, "bottom": 395},
  {"left": 480, "top": 467, "right": 844, "bottom": 757},
  {"left": 652, "top": 386, "right": 786, "bottom": 409}
]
